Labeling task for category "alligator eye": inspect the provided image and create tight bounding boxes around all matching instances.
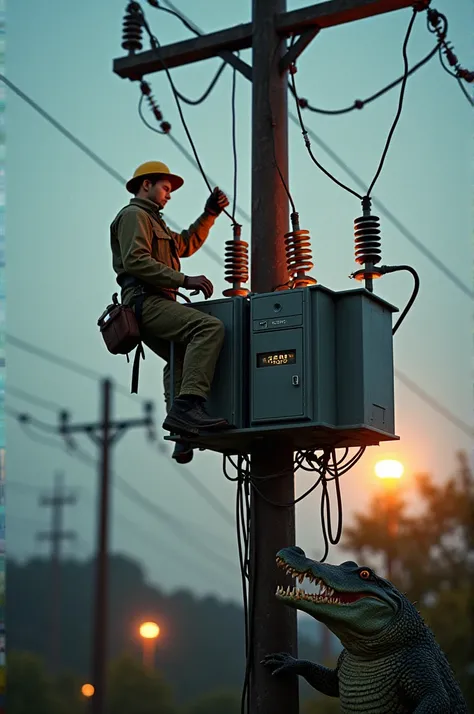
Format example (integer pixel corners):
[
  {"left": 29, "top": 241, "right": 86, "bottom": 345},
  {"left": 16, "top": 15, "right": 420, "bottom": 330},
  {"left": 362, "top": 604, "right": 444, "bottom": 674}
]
[{"left": 359, "top": 569, "right": 371, "bottom": 580}]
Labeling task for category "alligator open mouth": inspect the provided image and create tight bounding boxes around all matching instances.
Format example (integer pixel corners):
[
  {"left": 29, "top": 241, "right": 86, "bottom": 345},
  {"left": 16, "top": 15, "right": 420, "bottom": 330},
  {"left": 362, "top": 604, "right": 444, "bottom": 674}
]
[{"left": 276, "top": 556, "right": 378, "bottom": 606}]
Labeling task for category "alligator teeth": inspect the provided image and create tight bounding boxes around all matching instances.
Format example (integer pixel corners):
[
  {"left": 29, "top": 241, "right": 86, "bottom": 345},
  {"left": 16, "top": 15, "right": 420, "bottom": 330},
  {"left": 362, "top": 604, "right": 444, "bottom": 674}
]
[{"left": 298, "top": 573, "right": 305, "bottom": 584}]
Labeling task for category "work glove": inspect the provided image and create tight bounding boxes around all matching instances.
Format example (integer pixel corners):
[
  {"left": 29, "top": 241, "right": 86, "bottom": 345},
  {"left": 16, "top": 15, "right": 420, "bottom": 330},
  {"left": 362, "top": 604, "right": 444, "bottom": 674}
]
[
  {"left": 183, "top": 274, "right": 214, "bottom": 299},
  {"left": 204, "top": 187, "right": 229, "bottom": 217}
]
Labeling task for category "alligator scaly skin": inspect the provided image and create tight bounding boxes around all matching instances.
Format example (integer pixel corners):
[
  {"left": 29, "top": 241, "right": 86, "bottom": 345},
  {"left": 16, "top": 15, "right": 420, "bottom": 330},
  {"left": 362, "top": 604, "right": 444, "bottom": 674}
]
[{"left": 262, "top": 547, "right": 468, "bottom": 713}]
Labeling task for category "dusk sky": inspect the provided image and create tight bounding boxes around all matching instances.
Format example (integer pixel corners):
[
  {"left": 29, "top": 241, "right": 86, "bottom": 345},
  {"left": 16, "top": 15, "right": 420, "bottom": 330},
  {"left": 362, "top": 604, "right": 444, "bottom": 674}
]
[{"left": 6, "top": 0, "right": 472, "bottom": 606}]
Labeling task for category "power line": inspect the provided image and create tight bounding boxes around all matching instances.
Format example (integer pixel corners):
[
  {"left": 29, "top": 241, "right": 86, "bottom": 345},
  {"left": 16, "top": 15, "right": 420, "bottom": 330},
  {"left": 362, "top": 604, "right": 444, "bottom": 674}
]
[
  {"left": 8, "top": 385, "right": 64, "bottom": 413},
  {"left": 5, "top": 333, "right": 144, "bottom": 403},
  {"left": 0, "top": 74, "right": 127, "bottom": 186},
  {"left": 1, "top": 73, "right": 221, "bottom": 268},
  {"left": 8, "top": 383, "right": 236, "bottom": 525},
  {"left": 6, "top": 404, "right": 238, "bottom": 569},
  {"left": 394, "top": 368, "right": 473, "bottom": 438}
]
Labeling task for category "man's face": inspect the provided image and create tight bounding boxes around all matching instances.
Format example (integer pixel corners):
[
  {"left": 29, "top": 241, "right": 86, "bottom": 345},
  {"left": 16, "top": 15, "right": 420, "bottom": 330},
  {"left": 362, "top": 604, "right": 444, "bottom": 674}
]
[{"left": 144, "top": 178, "right": 172, "bottom": 209}]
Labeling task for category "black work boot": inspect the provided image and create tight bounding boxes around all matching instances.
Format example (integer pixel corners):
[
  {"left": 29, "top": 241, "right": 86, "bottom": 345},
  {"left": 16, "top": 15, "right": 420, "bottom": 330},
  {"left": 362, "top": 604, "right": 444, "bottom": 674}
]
[
  {"left": 172, "top": 440, "right": 194, "bottom": 465},
  {"left": 162, "top": 396, "right": 229, "bottom": 436}
]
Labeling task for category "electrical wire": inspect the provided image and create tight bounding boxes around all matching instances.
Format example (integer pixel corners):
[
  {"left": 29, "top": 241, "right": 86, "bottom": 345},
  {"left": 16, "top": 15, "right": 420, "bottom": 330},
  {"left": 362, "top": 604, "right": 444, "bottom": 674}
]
[
  {"left": 290, "top": 68, "right": 362, "bottom": 201},
  {"left": 146, "top": 0, "right": 199, "bottom": 36},
  {"left": 290, "top": 42, "right": 440, "bottom": 115},
  {"left": 394, "top": 370, "right": 473, "bottom": 438},
  {"left": 290, "top": 7, "right": 417, "bottom": 201},
  {"left": 1, "top": 74, "right": 223, "bottom": 270},
  {"left": 137, "top": 8, "right": 236, "bottom": 224},
  {"left": 174, "top": 60, "right": 227, "bottom": 106},
  {"left": 166, "top": 131, "right": 251, "bottom": 224},
  {"left": 6, "top": 333, "right": 129, "bottom": 390},
  {"left": 366, "top": 8, "right": 417, "bottom": 197},
  {"left": 269, "top": 38, "right": 297, "bottom": 214},
  {"left": 7, "top": 385, "right": 63, "bottom": 413},
  {"left": 379, "top": 264, "right": 420, "bottom": 335},
  {"left": 231, "top": 62, "right": 239, "bottom": 224}
]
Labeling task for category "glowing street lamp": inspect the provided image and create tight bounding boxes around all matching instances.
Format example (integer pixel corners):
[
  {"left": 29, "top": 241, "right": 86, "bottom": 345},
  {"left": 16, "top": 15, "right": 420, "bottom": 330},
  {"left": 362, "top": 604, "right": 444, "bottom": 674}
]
[
  {"left": 139, "top": 621, "right": 160, "bottom": 669},
  {"left": 375, "top": 459, "right": 404, "bottom": 480},
  {"left": 81, "top": 683, "right": 95, "bottom": 698}
]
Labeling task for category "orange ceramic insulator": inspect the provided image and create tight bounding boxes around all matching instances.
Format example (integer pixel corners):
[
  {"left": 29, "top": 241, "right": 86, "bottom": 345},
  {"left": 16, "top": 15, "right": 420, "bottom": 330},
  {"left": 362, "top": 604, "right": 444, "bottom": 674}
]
[
  {"left": 222, "top": 224, "right": 250, "bottom": 297},
  {"left": 284, "top": 227, "right": 317, "bottom": 289}
]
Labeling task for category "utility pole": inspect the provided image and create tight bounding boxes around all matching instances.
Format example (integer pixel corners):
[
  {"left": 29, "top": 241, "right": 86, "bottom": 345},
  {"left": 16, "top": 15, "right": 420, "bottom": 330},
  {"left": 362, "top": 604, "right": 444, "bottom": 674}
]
[
  {"left": 37, "top": 471, "right": 77, "bottom": 675},
  {"left": 249, "top": 3, "right": 299, "bottom": 709},
  {"left": 113, "top": 1, "right": 417, "bottom": 709},
  {"left": 59, "top": 378, "right": 154, "bottom": 714}
]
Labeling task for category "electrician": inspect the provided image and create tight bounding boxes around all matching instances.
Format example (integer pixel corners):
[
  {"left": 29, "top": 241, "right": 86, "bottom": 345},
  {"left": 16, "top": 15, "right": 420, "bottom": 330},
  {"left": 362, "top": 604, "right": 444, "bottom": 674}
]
[{"left": 110, "top": 160, "right": 230, "bottom": 465}]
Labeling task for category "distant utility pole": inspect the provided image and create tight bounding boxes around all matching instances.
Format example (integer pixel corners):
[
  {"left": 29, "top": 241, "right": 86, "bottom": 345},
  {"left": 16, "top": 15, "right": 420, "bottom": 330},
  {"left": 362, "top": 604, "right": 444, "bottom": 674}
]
[
  {"left": 58, "top": 378, "right": 154, "bottom": 714},
  {"left": 113, "top": 1, "right": 417, "bottom": 710},
  {"left": 37, "top": 471, "right": 77, "bottom": 675}
]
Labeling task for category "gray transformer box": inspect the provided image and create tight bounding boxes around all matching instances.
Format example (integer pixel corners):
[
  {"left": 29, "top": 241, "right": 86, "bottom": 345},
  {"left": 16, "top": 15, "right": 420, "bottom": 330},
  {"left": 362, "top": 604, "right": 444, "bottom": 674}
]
[{"left": 168, "top": 285, "right": 397, "bottom": 453}]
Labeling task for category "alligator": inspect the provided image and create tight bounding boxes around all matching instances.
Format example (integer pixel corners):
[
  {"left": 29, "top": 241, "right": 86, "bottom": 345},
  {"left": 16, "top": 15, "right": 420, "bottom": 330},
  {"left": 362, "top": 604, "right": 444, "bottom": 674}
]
[{"left": 262, "top": 546, "right": 468, "bottom": 713}]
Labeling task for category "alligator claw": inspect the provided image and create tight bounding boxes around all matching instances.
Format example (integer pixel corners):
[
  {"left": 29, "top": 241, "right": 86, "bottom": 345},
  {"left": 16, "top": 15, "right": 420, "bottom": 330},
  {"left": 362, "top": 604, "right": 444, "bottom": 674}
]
[{"left": 261, "top": 652, "right": 299, "bottom": 676}]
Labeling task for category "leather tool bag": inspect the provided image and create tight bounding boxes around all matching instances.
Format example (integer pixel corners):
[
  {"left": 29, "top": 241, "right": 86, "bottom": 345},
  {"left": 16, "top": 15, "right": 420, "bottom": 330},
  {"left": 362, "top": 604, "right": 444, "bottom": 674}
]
[{"left": 97, "top": 293, "right": 145, "bottom": 393}]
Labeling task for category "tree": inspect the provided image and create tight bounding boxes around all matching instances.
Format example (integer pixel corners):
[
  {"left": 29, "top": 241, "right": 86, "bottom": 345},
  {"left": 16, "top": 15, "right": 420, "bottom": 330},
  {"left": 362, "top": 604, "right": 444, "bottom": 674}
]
[
  {"left": 6, "top": 651, "right": 63, "bottom": 714},
  {"left": 107, "top": 654, "right": 178, "bottom": 714},
  {"left": 341, "top": 451, "right": 474, "bottom": 707},
  {"left": 185, "top": 689, "right": 241, "bottom": 714}
]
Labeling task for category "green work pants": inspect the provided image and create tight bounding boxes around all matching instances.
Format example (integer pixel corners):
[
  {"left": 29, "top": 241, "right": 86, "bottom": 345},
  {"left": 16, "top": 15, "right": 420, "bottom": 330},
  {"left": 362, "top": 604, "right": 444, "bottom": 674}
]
[{"left": 126, "top": 291, "right": 225, "bottom": 412}]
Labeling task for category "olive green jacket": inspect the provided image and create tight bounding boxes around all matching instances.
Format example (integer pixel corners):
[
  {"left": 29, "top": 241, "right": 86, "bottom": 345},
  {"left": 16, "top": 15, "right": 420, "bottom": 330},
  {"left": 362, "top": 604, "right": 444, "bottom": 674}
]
[{"left": 110, "top": 197, "right": 216, "bottom": 299}]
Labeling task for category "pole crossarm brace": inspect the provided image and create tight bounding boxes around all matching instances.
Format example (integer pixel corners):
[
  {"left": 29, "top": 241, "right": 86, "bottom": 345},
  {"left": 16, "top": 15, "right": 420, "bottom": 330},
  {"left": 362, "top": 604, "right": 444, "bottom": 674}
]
[
  {"left": 59, "top": 402, "right": 155, "bottom": 447},
  {"left": 113, "top": 0, "right": 416, "bottom": 81},
  {"left": 279, "top": 27, "right": 321, "bottom": 74}
]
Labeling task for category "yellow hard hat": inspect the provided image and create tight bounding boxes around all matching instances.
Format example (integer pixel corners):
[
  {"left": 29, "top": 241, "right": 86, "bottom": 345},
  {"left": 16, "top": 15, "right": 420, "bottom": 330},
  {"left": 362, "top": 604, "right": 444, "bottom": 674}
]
[{"left": 126, "top": 160, "right": 184, "bottom": 194}]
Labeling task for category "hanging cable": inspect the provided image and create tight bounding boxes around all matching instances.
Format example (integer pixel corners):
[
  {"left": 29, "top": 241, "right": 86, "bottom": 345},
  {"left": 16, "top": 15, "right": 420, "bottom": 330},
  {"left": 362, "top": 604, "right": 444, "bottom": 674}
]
[
  {"left": 379, "top": 264, "right": 421, "bottom": 335},
  {"left": 145, "top": 0, "right": 200, "bottom": 36},
  {"left": 290, "top": 5, "right": 421, "bottom": 201},
  {"left": 231, "top": 63, "right": 238, "bottom": 225},
  {"left": 366, "top": 7, "right": 417, "bottom": 197},
  {"left": 133, "top": 4, "right": 236, "bottom": 223},
  {"left": 290, "top": 64, "right": 362, "bottom": 200},
  {"left": 290, "top": 41, "right": 440, "bottom": 116},
  {"left": 222, "top": 62, "right": 250, "bottom": 298},
  {"left": 268, "top": 40, "right": 297, "bottom": 214},
  {"left": 174, "top": 60, "right": 227, "bottom": 105}
]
